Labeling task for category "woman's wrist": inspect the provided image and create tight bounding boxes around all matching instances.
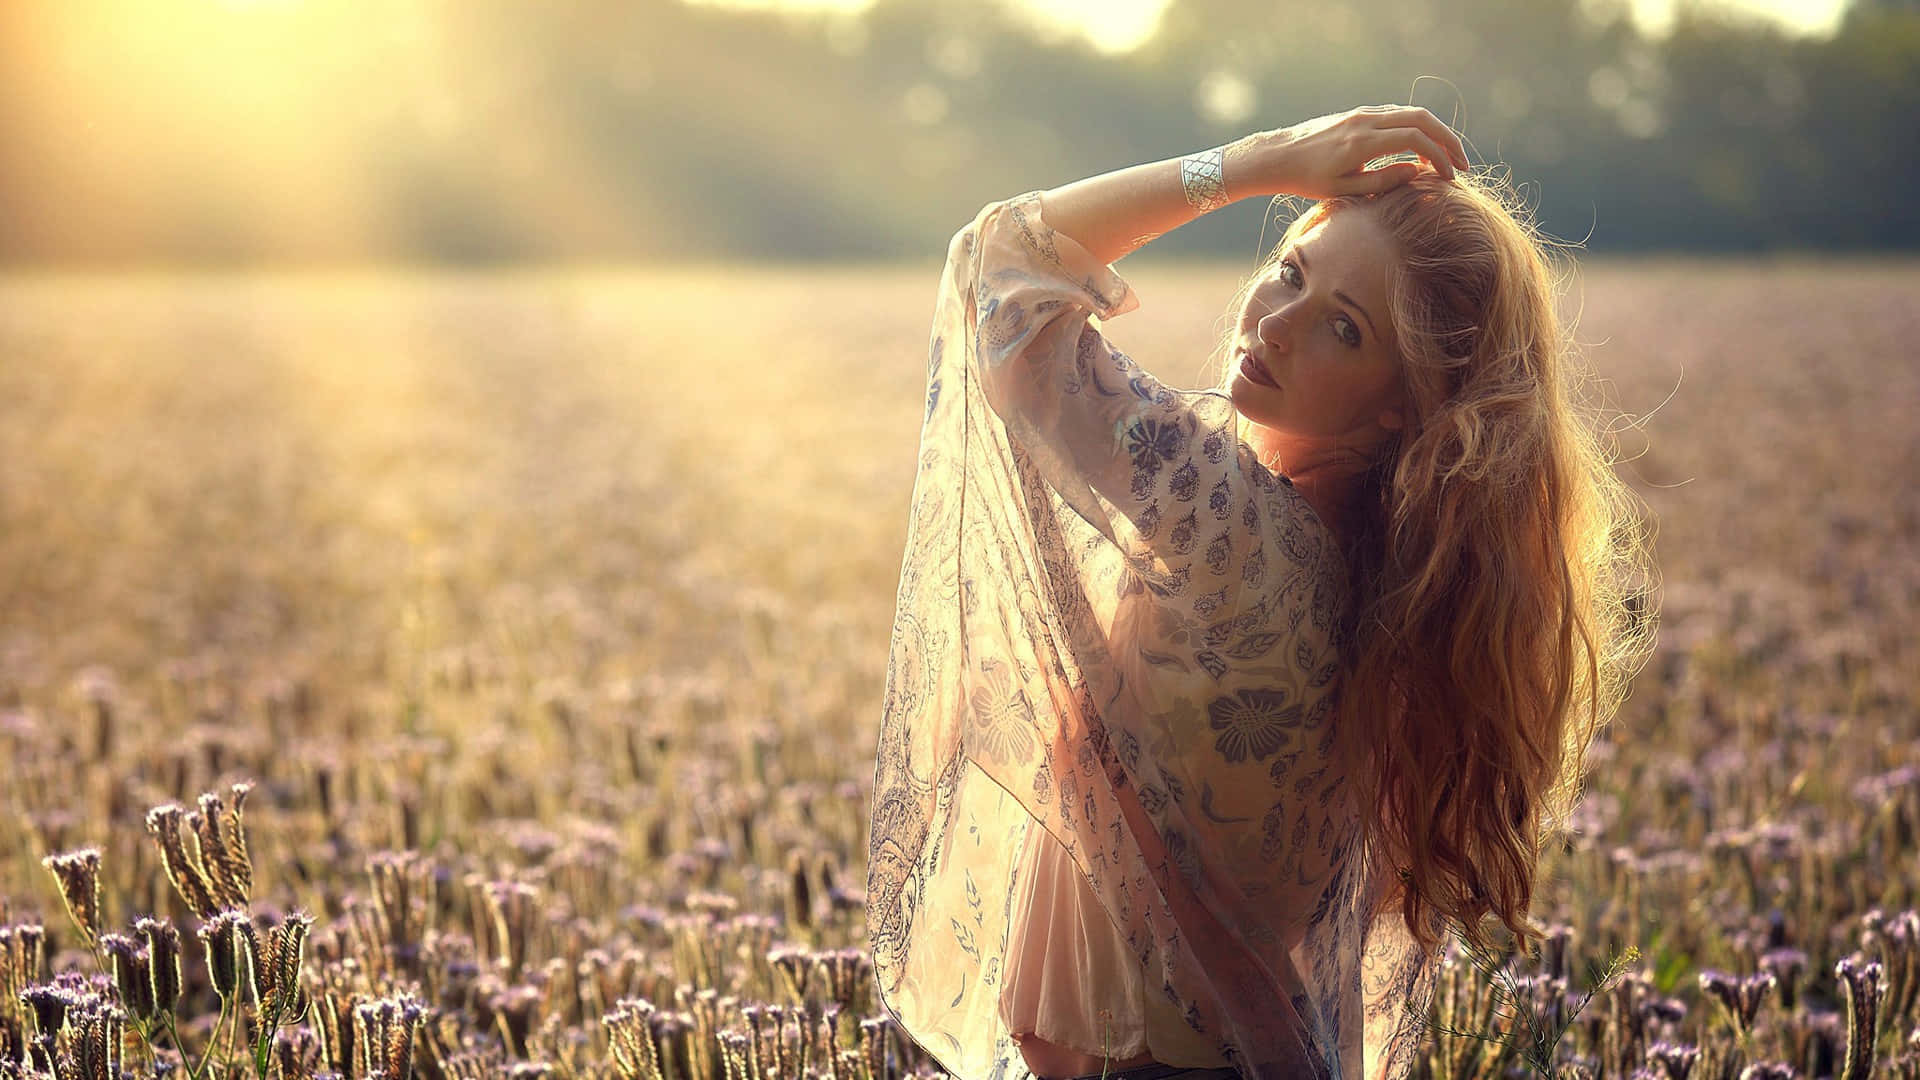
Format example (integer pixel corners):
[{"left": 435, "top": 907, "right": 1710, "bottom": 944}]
[
  {"left": 1178, "top": 145, "right": 1231, "bottom": 213},
  {"left": 1219, "top": 132, "right": 1289, "bottom": 201},
  {"left": 1180, "top": 133, "right": 1281, "bottom": 209}
]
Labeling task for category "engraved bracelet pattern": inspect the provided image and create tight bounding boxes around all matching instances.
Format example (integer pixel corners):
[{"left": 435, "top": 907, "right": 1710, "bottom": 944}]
[{"left": 1179, "top": 146, "right": 1229, "bottom": 213}]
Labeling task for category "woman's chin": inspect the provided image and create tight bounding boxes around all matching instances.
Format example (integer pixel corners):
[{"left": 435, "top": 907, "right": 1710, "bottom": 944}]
[{"left": 1227, "top": 377, "right": 1282, "bottom": 425}]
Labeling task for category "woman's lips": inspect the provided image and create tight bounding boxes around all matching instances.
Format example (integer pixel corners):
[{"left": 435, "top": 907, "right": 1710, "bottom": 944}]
[{"left": 1238, "top": 350, "right": 1278, "bottom": 388}]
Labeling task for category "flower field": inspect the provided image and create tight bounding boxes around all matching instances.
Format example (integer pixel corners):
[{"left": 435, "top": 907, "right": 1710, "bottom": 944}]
[{"left": 0, "top": 257, "right": 1915, "bottom": 1079}]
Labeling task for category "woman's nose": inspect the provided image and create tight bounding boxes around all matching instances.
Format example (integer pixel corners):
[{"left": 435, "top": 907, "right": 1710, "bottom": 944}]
[{"left": 1257, "top": 308, "right": 1292, "bottom": 350}]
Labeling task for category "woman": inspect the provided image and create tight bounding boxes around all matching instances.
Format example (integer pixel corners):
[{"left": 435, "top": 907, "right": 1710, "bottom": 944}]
[{"left": 866, "top": 105, "right": 1653, "bottom": 1080}]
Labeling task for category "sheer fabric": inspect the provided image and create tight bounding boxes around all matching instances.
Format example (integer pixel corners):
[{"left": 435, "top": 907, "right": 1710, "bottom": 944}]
[
  {"left": 867, "top": 192, "right": 1441, "bottom": 1080},
  {"left": 999, "top": 822, "right": 1229, "bottom": 1069}
]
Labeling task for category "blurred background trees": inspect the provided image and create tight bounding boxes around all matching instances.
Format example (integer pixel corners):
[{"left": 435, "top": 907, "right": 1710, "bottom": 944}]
[{"left": 0, "top": 0, "right": 1913, "bottom": 263}]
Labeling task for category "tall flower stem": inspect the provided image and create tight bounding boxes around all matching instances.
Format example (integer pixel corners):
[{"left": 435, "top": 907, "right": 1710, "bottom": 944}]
[
  {"left": 162, "top": 1013, "right": 197, "bottom": 1080},
  {"left": 194, "top": 994, "right": 233, "bottom": 1080}
]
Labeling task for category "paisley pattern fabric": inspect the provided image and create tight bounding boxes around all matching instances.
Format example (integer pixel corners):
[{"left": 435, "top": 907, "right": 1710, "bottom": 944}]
[{"left": 867, "top": 192, "right": 1442, "bottom": 1080}]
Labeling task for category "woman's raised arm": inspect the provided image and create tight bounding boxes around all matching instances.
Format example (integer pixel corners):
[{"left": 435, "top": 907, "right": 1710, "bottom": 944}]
[{"left": 1039, "top": 105, "right": 1470, "bottom": 264}]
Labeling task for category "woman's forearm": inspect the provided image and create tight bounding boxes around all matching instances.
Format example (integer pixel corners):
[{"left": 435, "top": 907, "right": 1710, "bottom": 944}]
[
  {"left": 1035, "top": 107, "right": 1469, "bottom": 268},
  {"left": 1036, "top": 151, "right": 1230, "bottom": 267}
]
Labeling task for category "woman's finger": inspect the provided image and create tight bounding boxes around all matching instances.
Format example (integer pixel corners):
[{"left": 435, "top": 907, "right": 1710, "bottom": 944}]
[
  {"left": 1378, "top": 106, "right": 1470, "bottom": 169},
  {"left": 1361, "top": 125, "right": 1457, "bottom": 180},
  {"left": 1338, "top": 161, "right": 1420, "bottom": 196}
]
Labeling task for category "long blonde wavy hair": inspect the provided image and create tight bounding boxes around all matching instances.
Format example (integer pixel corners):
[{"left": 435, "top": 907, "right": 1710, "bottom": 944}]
[{"left": 1215, "top": 169, "right": 1657, "bottom": 956}]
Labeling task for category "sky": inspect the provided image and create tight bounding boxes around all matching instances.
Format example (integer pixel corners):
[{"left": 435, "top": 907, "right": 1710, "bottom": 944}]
[{"left": 685, "top": 0, "right": 1853, "bottom": 53}]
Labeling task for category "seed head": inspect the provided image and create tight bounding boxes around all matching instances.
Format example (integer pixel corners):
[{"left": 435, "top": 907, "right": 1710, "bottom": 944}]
[
  {"left": 1760, "top": 948, "right": 1810, "bottom": 1009},
  {"left": 1836, "top": 954, "right": 1887, "bottom": 1080},
  {"left": 814, "top": 1002, "right": 842, "bottom": 1061},
  {"left": 0, "top": 925, "right": 16, "bottom": 1000},
  {"left": 1645, "top": 1040, "right": 1700, "bottom": 1080},
  {"left": 715, "top": 1028, "right": 751, "bottom": 1077},
  {"left": 99, "top": 934, "right": 155, "bottom": 1023},
  {"left": 14, "top": 924, "right": 46, "bottom": 982},
  {"left": 1802, "top": 1010, "right": 1843, "bottom": 1079},
  {"left": 41, "top": 849, "right": 104, "bottom": 946},
  {"left": 822, "top": 948, "right": 873, "bottom": 1012},
  {"left": 145, "top": 805, "right": 220, "bottom": 919},
  {"left": 683, "top": 891, "right": 737, "bottom": 921},
  {"left": 858, "top": 1017, "right": 889, "bottom": 1080},
  {"left": 480, "top": 880, "right": 540, "bottom": 977},
  {"left": 75, "top": 667, "right": 117, "bottom": 759},
  {"left": 1640, "top": 995, "right": 1688, "bottom": 1025},
  {"left": 234, "top": 914, "right": 266, "bottom": 1006},
  {"left": 353, "top": 994, "right": 426, "bottom": 1080},
  {"left": 193, "top": 785, "right": 255, "bottom": 910},
  {"left": 134, "top": 917, "right": 181, "bottom": 1016},
  {"left": 2, "top": 922, "right": 48, "bottom": 1005},
  {"left": 1699, "top": 969, "right": 1775, "bottom": 1036},
  {"left": 198, "top": 910, "right": 252, "bottom": 1000},
  {"left": 769, "top": 945, "right": 811, "bottom": 1001},
  {"left": 67, "top": 997, "right": 125, "bottom": 1080},
  {"left": 383, "top": 998, "right": 426, "bottom": 1080},
  {"left": 605, "top": 998, "right": 660, "bottom": 1080},
  {"left": 270, "top": 911, "right": 315, "bottom": 1014},
  {"left": 18, "top": 984, "right": 72, "bottom": 1036},
  {"left": 786, "top": 850, "right": 813, "bottom": 930},
  {"left": 275, "top": 1023, "right": 322, "bottom": 1080}
]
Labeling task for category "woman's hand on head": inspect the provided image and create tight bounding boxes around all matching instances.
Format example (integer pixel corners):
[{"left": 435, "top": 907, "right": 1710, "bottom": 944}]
[{"left": 1224, "top": 105, "right": 1470, "bottom": 200}]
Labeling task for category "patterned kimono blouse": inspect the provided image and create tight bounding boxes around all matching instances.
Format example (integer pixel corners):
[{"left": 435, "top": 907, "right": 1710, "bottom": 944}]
[{"left": 867, "top": 192, "right": 1442, "bottom": 1080}]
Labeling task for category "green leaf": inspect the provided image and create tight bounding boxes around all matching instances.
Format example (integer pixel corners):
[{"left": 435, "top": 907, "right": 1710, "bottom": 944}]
[{"left": 1649, "top": 935, "right": 1691, "bottom": 995}]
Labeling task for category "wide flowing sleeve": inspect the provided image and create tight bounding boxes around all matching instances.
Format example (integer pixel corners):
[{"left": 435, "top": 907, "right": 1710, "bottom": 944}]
[{"left": 867, "top": 191, "right": 1438, "bottom": 1080}]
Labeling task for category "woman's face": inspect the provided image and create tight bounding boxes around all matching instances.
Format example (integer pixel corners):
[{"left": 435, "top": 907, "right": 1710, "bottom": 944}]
[{"left": 1227, "top": 208, "right": 1406, "bottom": 444}]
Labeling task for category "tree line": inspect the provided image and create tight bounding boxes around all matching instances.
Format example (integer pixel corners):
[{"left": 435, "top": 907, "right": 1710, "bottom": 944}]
[{"left": 0, "top": 0, "right": 1914, "bottom": 262}]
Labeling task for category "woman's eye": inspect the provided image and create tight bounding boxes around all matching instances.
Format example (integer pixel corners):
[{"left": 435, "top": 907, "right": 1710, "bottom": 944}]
[
  {"left": 1334, "top": 318, "right": 1361, "bottom": 348},
  {"left": 1278, "top": 261, "right": 1302, "bottom": 288}
]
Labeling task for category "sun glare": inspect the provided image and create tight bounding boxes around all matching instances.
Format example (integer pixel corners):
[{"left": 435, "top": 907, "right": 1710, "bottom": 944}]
[
  {"left": 681, "top": 0, "right": 871, "bottom": 13},
  {"left": 680, "top": 0, "right": 1847, "bottom": 53},
  {"left": 1629, "top": 0, "right": 1847, "bottom": 35},
  {"left": 999, "top": 0, "right": 1170, "bottom": 53},
  {"left": 681, "top": 0, "right": 1167, "bottom": 53}
]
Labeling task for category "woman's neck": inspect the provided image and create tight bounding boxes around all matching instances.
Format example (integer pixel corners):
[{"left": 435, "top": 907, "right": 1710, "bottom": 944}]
[
  {"left": 1290, "top": 471, "right": 1361, "bottom": 541},
  {"left": 1251, "top": 433, "right": 1377, "bottom": 542}
]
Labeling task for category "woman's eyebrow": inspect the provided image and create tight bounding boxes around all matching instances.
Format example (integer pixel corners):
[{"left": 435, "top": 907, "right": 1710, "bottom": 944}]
[{"left": 1295, "top": 248, "right": 1380, "bottom": 339}]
